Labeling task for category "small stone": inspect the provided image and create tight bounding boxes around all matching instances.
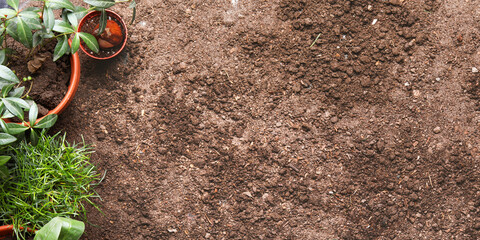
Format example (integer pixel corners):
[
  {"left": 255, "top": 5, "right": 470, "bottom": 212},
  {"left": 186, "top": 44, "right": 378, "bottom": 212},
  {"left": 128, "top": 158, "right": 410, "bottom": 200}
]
[
  {"left": 331, "top": 116, "right": 338, "bottom": 123},
  {"left": 96, "top": 132, "right": 106, "bottom": 141},
  {"left": 412, "top": 89, "right": 421, "bottom": 98},
  {"left": 205, "top": 233, "right": 211, "bottom": 238},
  {"left": 242, "top": 191, "right": 253, "bottom": 198},
  {"left": 173, "top": 62, "right": 187, "bottom": 74},
  {"left": 389, "top": 0, "right": 404, "bottom": 5},
  {"left": 433, "top": 127, "right": 441, "bottom": 134},
  {"left": 167, "top": 228, "right": 178, "bottom": 233},
  {"left": 472, "top": 67, "right": 479, "bottom": 73}
]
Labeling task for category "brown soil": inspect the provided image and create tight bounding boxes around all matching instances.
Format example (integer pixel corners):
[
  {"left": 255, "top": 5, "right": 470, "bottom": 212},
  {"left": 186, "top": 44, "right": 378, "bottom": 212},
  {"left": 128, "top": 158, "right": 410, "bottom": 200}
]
[
  {"left": 49, "top": 0, "right": 480, "bottom": 239},
  {"left": 9, "top": 49, "right": 70, "bottom": 116}
]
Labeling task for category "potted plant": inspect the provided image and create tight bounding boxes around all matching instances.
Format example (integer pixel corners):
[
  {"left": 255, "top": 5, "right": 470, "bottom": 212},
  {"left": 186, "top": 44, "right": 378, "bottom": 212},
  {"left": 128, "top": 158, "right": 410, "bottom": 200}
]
[
  {"left": 78, "top": 8, "right": 129, "bottom": 60},
  {"left": 0, "top": 0, "right": 136, "bottom": 124}
]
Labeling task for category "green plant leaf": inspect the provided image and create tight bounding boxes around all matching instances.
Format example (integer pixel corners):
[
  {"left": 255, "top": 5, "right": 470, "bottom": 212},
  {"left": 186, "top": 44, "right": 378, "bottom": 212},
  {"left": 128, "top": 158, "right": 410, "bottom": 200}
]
[
  {"left": 34, "top": 114, "right": 57, "bottom": 129},
  {"left": 96, "top": 9, "right": 107, "bottom": 35},
  {"left": 8, "top": 86, "right": 24, "bottom": 97},
  {"left": 53, "top": 35, "right": 69, "bottom": 61},
  {"left": 47, "top": 0, "right": 75, "bottom": 11},
  {"left": 0, "top": 155, "right": 9, "bottom": 179},
  {"left": 30, "top": 128, "right": 38, "bottom": 145},
  {"left": 84, "top": 0, "right": 115, "bottom": 9},
  {"left": 6, "top": 0, "right": 19, "bottom": 11},
  {"left": 2, "top": 98, "right": 28, "bottom": 120},
  {"left": 1, "top": 83, "right": 14, "bottom": 97},
  {"left": 0, "top": 65, "right": 19, "bottom": 83},
  {"left": 6, "top": 18, "right": 19, "bottom": 42},
  {"left": 129, "top": 0, "right": 136, "bottom": 25},
  {"left": 0, "top": 155, "right": 9, "bottom": 165},
  {"left": 3, "top": 97, "right": 29, "bottom": 109},
  {"left": 67, "top": 12, "right": 78, "bottom": 27},
  {"left": 4, "top": 122, "right": 28, "bottom": 134},
  {"left": 0, "top": 118, "right": 8, "bottom": 133},
  {"left": 18, "top": 10, "right": 40, "bottom": 20},
  {"left": 1, "top": 108, "right": 14, "bottom": 119},
  {"left": 0, "top": 8, "right": 17, "bottom": 18},
  {"left": 32, "top": 30, "right": 43, "bottom": 47},
  {"left": 78, "top": 32, "right": 99, "bottom": 53},
  {"left": 19, "top": 11, "right": 42, "bottom": 30},
  {"left": 16, "top": 17, "right": 33, "bottom": 48},
  {"left": 72, "top": 6, "right": 88, "bottom": 20},
  {"left": 0, "top": 132, "right": 16, "bottom": 145},
  {"left": 53, "top": 20, "right": 74, "bottom": 33},
  {"left": 43, "top": 7, "right": 55, "bottom": 32},
  {"left": 71, "top": 32, "right": 80, "bottom": 54},
  {"left": 0, "top": 49, "right": 6, "bottom": 65},
  {"left": 29, "top": 102, "right": 38, "bottom": 126},
  {"left": 34, "top": 217, "right": 85, "bottom": 240}
]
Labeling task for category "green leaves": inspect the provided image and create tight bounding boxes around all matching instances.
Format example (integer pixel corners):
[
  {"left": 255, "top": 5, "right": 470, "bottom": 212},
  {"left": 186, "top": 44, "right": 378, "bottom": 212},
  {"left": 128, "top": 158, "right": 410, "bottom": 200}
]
[
  {"left": 29, "top": 102, "right": 38, "bottom": 126},
  {"left": 97, "top": 9, "right": 107, "bottom": 35},
  {"left": 34, "top": 114, "right": 57, "bottom": 129},
  {"left": 3, "top": 122, "right": 28, "bottom": 135},
  {"left": 6, "top": 0, "right": 19, "bottom": 11},
  {"left": 0, "top": 155, "right": 9, "bottom": 179},
  {"left": 43, "top": 7, "right": 55, "bottom": 32},
  {"left": 129, "top": 0, "right": 136, "bottom": 25},
  {"left": 34, "top": 217, "right": 85, "bottom": 240},
  {"left": 71, "top": 32, "right": 80, "bottom": 54},
  {"left": 78, "top": 32, "right": 99, "bottom": 53},
  {"left": 84, "top": 0, "right": 115, "bottom": 9},
  {"left": 53, "top": 35, "right": 69, "bottom": 61},
  {"left": 0, "top": 65, "right": 19, "bottom": 83},
  {"left": 2, "top": 97, "right": 30, "bottom": 120},
  {"left": 16, "top": 17, "right": 33, "bottom": 48},
  {"left": 0, "top": 132, "right": 16, "bottom": 145},
  {"left": 0, "top": 8, "right": 17, "bottom": 18},
  {"left": 47, "top": 0, "right": 75, "bottom": 11},
  {"left": 53, "top": 19, "right": 74, "bottom": 33}
]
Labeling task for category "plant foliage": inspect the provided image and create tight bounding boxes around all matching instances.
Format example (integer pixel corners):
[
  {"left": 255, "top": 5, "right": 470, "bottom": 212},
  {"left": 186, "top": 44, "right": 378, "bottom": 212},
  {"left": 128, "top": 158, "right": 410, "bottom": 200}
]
[{"left": 0, "top": 132, "right": 101, "bottom": 239}]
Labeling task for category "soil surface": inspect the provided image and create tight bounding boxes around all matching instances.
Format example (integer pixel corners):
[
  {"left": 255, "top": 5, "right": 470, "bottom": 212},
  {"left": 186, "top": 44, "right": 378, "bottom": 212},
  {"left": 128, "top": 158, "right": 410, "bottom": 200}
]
[
  {"left": 50, "top": 0, "right": 480, "bottom": 239},
  {"left": 9, "top": 49, "right": 70, "bottom": 116}
]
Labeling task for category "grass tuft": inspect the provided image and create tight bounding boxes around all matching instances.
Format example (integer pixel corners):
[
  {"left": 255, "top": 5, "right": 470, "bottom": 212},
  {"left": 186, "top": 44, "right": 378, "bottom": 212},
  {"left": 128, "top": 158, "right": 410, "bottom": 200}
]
[{"left": 0, "top": 132, "right": 101, "bottom": 239}]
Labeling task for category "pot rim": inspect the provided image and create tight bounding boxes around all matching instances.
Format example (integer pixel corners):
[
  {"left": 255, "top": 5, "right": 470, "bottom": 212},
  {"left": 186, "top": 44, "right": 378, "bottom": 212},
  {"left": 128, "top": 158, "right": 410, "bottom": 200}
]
[
  {"left": 0, "top": 224, "right": 36, "bottom": 238},
  {"left": 78, "top": 9, "right": 128, "bottom": 60},
  {"left": 2, "top": 39, "right": 80, "bottom": 126}
]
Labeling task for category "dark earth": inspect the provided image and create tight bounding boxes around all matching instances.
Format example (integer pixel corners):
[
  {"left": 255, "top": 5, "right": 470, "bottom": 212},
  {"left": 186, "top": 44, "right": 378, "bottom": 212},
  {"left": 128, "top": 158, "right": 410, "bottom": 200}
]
[{"left": 48, "top": 0, "right": 480, "bottom": 239}]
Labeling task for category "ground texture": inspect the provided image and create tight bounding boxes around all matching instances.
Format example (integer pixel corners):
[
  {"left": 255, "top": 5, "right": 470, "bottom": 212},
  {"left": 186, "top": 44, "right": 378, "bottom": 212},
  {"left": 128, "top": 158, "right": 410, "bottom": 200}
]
[{"left": 53, "top": 0, "right": 480, "bottom": 239}]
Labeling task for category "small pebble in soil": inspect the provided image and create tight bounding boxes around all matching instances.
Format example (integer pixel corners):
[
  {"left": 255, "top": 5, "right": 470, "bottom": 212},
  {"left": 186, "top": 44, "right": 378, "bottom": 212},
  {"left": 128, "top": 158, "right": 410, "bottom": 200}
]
[
  {"left": 433, "top": 126, "right": 441, "bottom": 134},
  {"left": 472, "top": 67, "right": 479, "bottom": 73},
  {"left": 331, "top": 116, "right": 338, "bottom": 123}
]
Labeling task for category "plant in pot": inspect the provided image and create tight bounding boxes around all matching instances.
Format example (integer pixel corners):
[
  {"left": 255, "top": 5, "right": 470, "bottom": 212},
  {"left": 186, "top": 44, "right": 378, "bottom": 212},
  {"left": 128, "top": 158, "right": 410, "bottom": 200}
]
[
  {"left": 78, "top": 0, "right": 136, "bottom": 59},
  {"left": 0, "top": 0, "right": 136, "bottom": 124}
]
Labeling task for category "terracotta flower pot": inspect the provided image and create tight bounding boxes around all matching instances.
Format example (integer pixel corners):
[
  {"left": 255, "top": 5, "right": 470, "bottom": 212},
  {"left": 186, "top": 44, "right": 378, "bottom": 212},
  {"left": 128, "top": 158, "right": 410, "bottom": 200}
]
[
  {"left": 2, "top": 40, "right": 80, "bottom": 125},
  {"left": 78, "top": 10, "right": 128, "bottom": 60}
]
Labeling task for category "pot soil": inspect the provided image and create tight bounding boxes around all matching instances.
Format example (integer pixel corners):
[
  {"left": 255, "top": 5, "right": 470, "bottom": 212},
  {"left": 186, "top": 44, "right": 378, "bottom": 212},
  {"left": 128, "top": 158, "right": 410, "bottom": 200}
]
[
  {"left": 2, "top": 40, "right": 80, "bottom": 124},
  {"left": 79, "top": 10, "right": 128, "bottom": 60}
]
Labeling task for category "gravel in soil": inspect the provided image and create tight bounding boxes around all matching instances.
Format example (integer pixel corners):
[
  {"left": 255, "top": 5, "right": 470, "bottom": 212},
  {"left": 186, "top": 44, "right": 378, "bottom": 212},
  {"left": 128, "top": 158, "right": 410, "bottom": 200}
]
[{"left": 49, "top": 0, "right": 480, "bottom": 239}]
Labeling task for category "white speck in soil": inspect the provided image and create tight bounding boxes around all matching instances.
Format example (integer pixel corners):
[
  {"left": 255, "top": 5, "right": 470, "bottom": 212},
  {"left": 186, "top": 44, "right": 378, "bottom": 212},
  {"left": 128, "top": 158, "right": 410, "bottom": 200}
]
[
  {"left": 472, "top": 67, "right": 479, "bottom": 73},
  {"left": 433, "top": 127, "right": 441, "bottom": 134}
]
